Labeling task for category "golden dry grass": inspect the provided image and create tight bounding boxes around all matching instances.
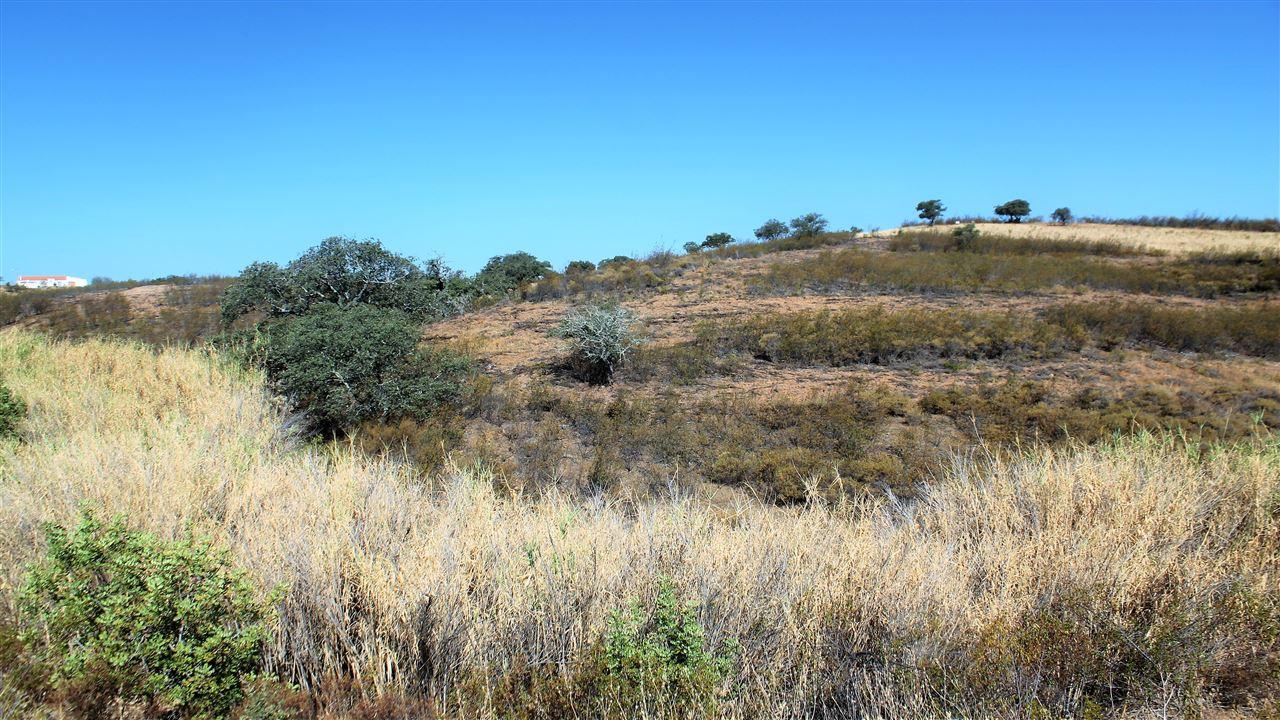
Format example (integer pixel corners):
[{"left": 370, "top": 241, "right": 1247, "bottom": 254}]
[
  {"left": 1, "top": 332, "right": 1277, "bottom": 718},
  {"left": 881, "top": 222, "right": 1280, "bottom": 254}
]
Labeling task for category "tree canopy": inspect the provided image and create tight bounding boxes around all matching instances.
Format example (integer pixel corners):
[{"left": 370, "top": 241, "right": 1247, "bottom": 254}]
[
  {"left": 754, "top": 219, "right": 788, "bottom": 241},
  {"left": 994, "top": 199, "right": 1032, "bottom": 223},
  {"left": 221, "top": 236, "right": 467, "bottom": 324},
  {"left": 789, "top": 213, "right": 829, "bottom": 238},
  {"left": 916, "top": 199, "right": 945, "bottom": 225}
]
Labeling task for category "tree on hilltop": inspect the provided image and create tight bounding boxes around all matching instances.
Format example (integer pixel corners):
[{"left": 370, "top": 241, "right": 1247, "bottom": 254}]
[
  {"left": 916, "top": 199, "right": 945, "bottom": 226},
  {"left": 789, "top": 213, "right": 828, "bottom": 238},
  {"left": 994, "top": 199, "right": 1032, "bottom": 223},
  {"left": 754, "top": 219, "right": 788, "bottom": 241}
]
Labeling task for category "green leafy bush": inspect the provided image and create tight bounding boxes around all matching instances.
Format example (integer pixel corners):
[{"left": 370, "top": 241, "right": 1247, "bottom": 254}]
[
  {"left": 18, "top": 510, "right": 276, "bottom": 719},
  {"left": 0, "top": 383, "right": 26, "bottom": 440},
  {"left": 952, "top": 223, "right": 981, "bottom": 251},
  {"left": 221, "top": 237, "right": 470, "bottom": 324},
  {"left": 553, "top": 304, "right": 644, "bottom": 383},
  {"left": 601, "top": 577, "right": 737, "bottom": 717},
  {"left": 263, "top": 304, "right": 470, "bottom": 435}
]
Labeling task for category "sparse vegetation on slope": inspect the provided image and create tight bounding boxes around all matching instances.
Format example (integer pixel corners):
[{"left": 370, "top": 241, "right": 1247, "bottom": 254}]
[{"left": 757, "top": 246, "right": 1280, "bottom": 296}]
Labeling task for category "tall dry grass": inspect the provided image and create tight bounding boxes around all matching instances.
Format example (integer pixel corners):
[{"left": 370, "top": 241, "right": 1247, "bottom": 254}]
[{"left": 1, "top": 332, "right": 1276, "bottom": 718}]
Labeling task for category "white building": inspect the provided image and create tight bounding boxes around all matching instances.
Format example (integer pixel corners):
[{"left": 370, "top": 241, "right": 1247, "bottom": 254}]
[{"left": 17, "top": 275, "right": 90, "bottom": 289}]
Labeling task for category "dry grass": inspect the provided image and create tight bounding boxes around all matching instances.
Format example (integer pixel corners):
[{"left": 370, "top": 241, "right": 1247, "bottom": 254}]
[
  {"left": 882, "top": 222, "right": 1280, "bottom": 255},
  {"left": 1, "top": 332, "right": 1277, "bottom": 718}
]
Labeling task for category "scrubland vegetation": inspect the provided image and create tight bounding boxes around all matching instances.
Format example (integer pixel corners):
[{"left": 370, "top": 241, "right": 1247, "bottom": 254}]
[
  {"left": 1, "top": 212, "right": 1278, "bottom": 718},
  {"left": 1, "top": 333, "right": 1277, "bottom": 719}
]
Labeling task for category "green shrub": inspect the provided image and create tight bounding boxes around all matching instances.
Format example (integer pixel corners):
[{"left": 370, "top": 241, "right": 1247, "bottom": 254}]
[
  {"left": 552, "top": 304, "right": 644, "bottom": 383},
  {"left": 952, "top": 223, "right": 980, "bottom": 251},
  {"left": 0, "top": 383, "right": 25, "bottom": 440},
  {"left": 601, "top": 577, "right": 737, "bottom": 717},
  {"left": 263, "top": 304, "right": 470, "bottom": 435},
  {"left": 18, "top": 510, "right": 277, "bottom": 719}
]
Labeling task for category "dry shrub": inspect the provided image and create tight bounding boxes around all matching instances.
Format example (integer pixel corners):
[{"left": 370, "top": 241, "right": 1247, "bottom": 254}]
[
  {"left": 709, "top": 306, "right": 1084, "bottom": 366},
  {"left": 887, "top": 228, "right": 1156, "bottom": 257},
  {"left": 1, "top": 332, "right": 1276, "bottom": 718},
  {"left": 1045, "top": 300, "right": 1280, "bottom": 358},
  {"left": 757, "top": 247, "right": 1280, "bottom": 297}
]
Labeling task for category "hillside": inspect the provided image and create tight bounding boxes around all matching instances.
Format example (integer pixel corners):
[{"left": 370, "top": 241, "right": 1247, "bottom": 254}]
[
  {"left": 1, "top": 332, "right": 1276, "bottom": 718},
  {"left": 4, "top": 222, "right": 1279, "bottom": 503}
]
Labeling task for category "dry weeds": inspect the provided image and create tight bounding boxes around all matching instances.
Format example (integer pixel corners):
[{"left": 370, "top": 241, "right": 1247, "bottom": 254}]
[{"left": 1, "top": 333, "right": 1276, "bottom": 718}]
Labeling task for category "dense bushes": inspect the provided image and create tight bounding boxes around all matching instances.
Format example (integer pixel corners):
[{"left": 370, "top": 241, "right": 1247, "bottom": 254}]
[
  {"left": 709, "top": 307, "right": 1084, "bottom": 366},
  {"left": 221, "top": 237, "right": 471, "bottom": 324},
  {"left": 0, "top": 383, "right": 25, "bottom": 440},
  {"left": 263, "top": 304, "right": 470, "bottom": 435},
  {"left": 221, "top": 238, "right": 474, "bottom": 437},
  {"left": 16, "top": 510, "right": 275, "bottom": 719}
]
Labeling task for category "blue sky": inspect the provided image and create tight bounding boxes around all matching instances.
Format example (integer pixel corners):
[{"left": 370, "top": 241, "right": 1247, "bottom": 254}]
[{"left": 2, "top": 1, "right": 1277, "bottom": 280}]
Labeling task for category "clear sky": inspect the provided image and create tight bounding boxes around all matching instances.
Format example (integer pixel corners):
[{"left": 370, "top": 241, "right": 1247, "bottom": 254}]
[{"left": 2, "top": 1, "right": 1277, "bottom": 281}]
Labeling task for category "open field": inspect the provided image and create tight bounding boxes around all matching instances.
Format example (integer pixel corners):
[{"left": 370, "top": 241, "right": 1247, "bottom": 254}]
[
  {"left": 1, "top": 332, "right": 1277, "bottom": 718},
  {"left": 883, "top": 222, "right": 1280, "bottom": 255}
]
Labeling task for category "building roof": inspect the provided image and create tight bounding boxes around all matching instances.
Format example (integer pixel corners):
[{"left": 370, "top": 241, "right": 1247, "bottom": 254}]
[{"left": 19, "top": 275, "right": 72, "bottom": 280}]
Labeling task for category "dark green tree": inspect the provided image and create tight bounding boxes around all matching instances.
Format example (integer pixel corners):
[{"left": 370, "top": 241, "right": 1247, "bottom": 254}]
[
  {"left": 566, "top": 260, "right": 596, "bottom": 274},
  {"left": 683, "top": 241, "right": 702, "bottom": 254},
  {"left": 700, "top": 232, "right": 734, "bottom": 250},
  {"left": 477, "top": 251, "right": 553, "bottom": 290},
  {"left": 994, "top": 199, "right": 1032, "bottom": 223},
  {"left": 754, "top": 219, "right": 789, "bottom": 241},
  {"left": 221, "top": 236, "right": 466, "bottom": 324},
  {"left": 916, "top": 199, "right": 945, "bottom": 225},
  {"left": 263, "top": 304, "right": 469, "bottom": 435},
  {"left": 1051, "top": 207, "right": 1074, "bottom": 225},
  {"left": 789, "top": 213, "right": 829, "bottom": 238}
]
